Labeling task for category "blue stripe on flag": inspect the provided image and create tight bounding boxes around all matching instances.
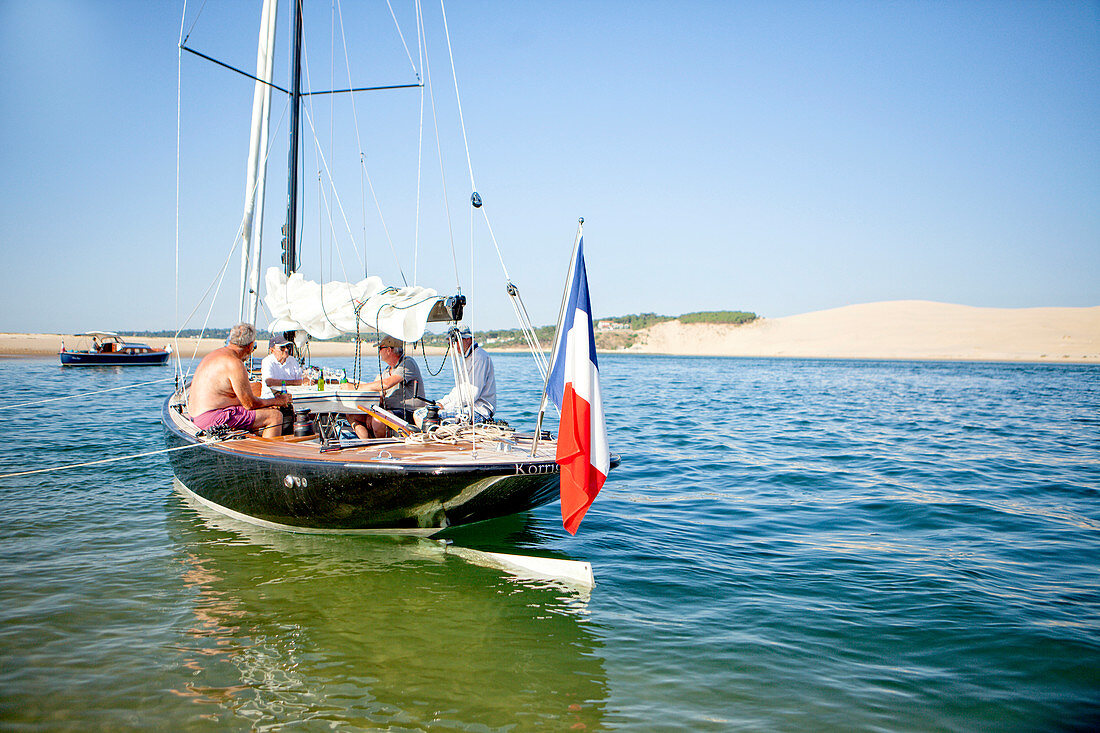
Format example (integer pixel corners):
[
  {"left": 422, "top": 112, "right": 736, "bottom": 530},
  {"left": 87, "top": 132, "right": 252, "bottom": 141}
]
[{"left": 547, "top": 238, "right": 598, "bottom": 410}]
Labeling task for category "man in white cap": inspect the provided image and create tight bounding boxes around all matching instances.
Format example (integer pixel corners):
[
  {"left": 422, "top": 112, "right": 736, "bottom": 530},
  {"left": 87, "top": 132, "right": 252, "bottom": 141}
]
[
  {"left": 419, "top": 326, "right": 496, "bottom": 425},
  {"left": 260, "top": 335, "right": 307, "bottom": 398}
]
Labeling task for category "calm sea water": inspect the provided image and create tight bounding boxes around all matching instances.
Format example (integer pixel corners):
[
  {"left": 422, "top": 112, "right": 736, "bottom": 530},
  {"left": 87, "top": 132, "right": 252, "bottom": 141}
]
[{"left": 0, "top": 353, "right": 1097, "bottom": 731}]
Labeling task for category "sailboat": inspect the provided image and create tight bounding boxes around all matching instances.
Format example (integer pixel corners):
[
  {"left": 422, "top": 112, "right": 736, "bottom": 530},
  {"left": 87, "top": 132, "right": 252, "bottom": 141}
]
[{"left": 161, "top": 0, "right": 617, "bottom": 534}]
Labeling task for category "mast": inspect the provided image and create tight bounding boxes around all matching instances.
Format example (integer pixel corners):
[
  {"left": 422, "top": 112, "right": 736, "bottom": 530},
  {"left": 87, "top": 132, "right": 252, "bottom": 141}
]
[{"left": 282, "top": 0, "right": 304, "bottom": 279}]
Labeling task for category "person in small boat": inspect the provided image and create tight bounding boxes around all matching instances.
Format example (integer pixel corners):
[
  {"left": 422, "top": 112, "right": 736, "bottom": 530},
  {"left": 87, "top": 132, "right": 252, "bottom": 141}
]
[
  {"left": 347, "top": 336, "right": 426, "bottom": 439},
  {"left": 416, "top": 327, "right": 496, "bottom": 425},
  {"left": 186, "top": 323, "right": 291, "bottom": 437},
  {"left": 260, "top": 335, "right": 307, "bottom": 397}
]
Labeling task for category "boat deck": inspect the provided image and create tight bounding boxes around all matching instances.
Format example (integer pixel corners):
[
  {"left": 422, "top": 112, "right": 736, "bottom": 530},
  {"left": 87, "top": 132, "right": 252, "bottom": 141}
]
[
  {"left": 219, "top": 431, "right": 558, "bottom": 466},
  {"left": 165, "top": 398, "right": 558, "bottom": 469}
]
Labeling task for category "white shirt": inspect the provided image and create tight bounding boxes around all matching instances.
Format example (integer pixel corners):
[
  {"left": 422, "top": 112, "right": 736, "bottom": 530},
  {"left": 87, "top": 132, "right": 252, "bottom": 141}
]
[
  {"left": 440, "top": 342, "right": 496, "bottom": 417},
  {"left": 260, "top": 353, "right": 304, "bottom": 398}
]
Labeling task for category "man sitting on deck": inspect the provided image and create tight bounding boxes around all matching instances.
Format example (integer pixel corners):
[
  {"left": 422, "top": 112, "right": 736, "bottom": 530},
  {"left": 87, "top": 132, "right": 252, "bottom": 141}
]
[
  {"left": 187, "top": 323, "right": 291, "bottom": 437},
  {"left": 415, "top": 327, "right": 496, "bottom": 426},
  {"left": 260, "top": 335, "right": 307, "bottom": 397},
  {"left": 347, "top": 335, "right": 427, "bottom": 439}
]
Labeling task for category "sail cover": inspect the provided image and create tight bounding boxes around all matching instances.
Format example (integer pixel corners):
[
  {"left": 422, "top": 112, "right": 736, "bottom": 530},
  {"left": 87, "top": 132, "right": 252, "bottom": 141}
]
[{"left": 263, "top": 268, "right": 441, "bottom": 342}]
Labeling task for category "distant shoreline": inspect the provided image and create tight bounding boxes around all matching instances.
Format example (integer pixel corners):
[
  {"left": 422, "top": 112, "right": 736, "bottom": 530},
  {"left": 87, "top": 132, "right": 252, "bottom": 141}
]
[{"left": 3, "top": 300, "right": 1098, "bottom": 364}]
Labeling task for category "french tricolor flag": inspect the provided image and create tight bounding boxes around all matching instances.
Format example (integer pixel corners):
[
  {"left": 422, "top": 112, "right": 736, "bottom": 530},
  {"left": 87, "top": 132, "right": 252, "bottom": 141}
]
[{"left": 547, "top": 238, "right": 610, "bottom": 534}]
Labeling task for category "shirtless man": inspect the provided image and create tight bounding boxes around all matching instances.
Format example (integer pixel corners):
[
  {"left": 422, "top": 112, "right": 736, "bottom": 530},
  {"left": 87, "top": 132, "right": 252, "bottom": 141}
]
[{"left": 187, "top": 323, "right": 291, "bottom": 437}]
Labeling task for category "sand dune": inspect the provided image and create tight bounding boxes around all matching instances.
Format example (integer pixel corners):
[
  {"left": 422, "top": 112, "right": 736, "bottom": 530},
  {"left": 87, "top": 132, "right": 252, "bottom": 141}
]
[
  {"left": 625, "top": 301, "right": 1100, "bottom": 362},
  {"left": 3, "top": 301, "right": 1098, "bottom": 362}
]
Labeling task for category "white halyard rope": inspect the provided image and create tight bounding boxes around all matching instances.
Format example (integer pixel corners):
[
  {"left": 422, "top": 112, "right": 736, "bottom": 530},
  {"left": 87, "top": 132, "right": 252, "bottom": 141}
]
[
  {"left": 0, "top": 442, "right": 208, "bottom": 480},
  {"left": 421, "top": 21, "right": 462, "bottom": 291},
  {"left": 384, "top": 0, "right": 420, "bottom": 78},
  {"left": 438, "top": 0, "right": 474, "bottom": 198},
  {"left": 414, "top": 0, "right": 427, "bottom": 285},
  {"left": 437, "top": 0, "right": 511, "bottom": 284},
  {"left": 0, "top": 378, "right": 179, "bottom": 411}
]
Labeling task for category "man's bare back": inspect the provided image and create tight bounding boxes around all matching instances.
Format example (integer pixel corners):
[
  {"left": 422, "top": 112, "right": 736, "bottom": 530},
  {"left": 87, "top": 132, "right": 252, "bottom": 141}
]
[{"left": 187, "top": 329, "right": 291, "bottom": 437}]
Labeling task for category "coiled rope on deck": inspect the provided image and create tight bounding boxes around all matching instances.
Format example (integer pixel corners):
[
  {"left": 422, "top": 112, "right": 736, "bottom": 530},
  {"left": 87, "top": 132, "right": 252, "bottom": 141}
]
[{"left": 404, "top": 421, "right": 514, "bottom": 446}]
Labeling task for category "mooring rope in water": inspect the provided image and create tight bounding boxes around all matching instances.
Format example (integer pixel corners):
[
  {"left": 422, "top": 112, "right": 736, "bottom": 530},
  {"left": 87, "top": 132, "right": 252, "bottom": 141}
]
[
  {"left": 0, "top": 378, "right": 179, "bottom": 411},
  {"left": 0, "top": 442, "right": 210, "bottom": 480}
]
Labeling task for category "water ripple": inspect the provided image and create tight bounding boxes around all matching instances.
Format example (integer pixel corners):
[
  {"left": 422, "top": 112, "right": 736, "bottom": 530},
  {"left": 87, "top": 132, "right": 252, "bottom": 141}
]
[{"left": 1, "top": 356, "right": 1098, "bottom": 730}]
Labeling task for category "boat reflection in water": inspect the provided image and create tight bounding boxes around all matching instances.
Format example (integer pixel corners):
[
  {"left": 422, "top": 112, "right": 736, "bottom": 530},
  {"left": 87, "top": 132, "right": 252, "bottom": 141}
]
[{"left": 166, "top": 485, "right": 608, "bottom": 729}]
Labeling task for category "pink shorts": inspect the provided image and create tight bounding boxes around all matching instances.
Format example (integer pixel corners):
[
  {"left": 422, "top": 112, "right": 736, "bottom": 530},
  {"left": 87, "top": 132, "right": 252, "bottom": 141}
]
[{"left": 192, "top": 405, "right": 256, "bottom": 431}]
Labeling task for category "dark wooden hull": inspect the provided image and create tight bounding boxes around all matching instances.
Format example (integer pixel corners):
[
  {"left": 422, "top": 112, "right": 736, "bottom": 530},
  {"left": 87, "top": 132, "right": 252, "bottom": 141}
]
[
  {"left": 161, "top": 398, "right": 569, "bottom": 533},
  {"left": 61, "top": 351, "right": 170, "bottom": 366}
]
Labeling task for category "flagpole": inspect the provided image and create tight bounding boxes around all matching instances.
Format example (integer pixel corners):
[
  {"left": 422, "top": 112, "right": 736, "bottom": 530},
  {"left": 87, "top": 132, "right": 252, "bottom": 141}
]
[{"left": 532, "top": 217, "right": 584, "bottom": 456}]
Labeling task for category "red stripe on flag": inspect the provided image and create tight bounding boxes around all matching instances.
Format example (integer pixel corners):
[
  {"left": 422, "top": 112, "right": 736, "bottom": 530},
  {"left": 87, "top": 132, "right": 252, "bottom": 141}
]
[{"left": 556, "top": 383, "right": 607, "bottom": 535}]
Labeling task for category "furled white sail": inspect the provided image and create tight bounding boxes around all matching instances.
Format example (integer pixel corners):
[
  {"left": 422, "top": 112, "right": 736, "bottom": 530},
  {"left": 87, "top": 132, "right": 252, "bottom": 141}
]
[
  {"left": 263, "top": 268, "right": 441, "bottom": 343},
  {"left": 237, "top": 0, "right": 279, "bottom": 325}
]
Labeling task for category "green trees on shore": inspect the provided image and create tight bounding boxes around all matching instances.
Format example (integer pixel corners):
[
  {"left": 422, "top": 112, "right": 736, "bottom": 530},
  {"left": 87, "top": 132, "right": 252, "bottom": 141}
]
[
  {"left": 130, "top": 310, "right": 758, "bottom": 350},
  {"left": 679, "top": 311, "right": 758, "bottom": 325}
]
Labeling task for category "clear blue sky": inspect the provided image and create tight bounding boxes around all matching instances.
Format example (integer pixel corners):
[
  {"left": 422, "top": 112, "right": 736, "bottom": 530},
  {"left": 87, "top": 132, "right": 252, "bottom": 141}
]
[{"left": 1, "top": 0, "right": 1097, "bottom": 334}]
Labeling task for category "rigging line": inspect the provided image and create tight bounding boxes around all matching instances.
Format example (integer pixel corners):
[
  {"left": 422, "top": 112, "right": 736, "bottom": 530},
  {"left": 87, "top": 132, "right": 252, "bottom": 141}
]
[
  {"left": 507, "top": 292, "right": 550, "bottom": 383},
  {"left": 469, "top": 193, "right": 475, "bottom": 327},
  {"left": 173, "top": 213, "right": 248, "bottom": 365},
  {"left": 301, "top": 34, "right": 350, "bottom": 283},
  {"left": 358, "top": 155, "right": 368, "bottom": 280},
  {"left": 331, "top": 0, "right": 366, "bottom": 278},
  {"left": 313, "top": 168, "right": 360, "bottom": 334},
  {"left": 239, "top": 97, "right": 291, "bottom": 328},
  {"left": 334, "top": 0, "right": 370, "bottom": 278},
  {"left": 300, "top": 104, "right": 387, "bottom": 282},
  {"left": 176, "top": 80, "right": 289, "bottom": 376},
  {"left": 438, "top": 0, "right": 475, "bottom": 193},
  {"left": 333, "top": 0, "right": 409, "bottom": 284},
  {"left": 437, "top": 0, "right": 511, "bottom": 289},
  {"left": 0, "top": 378, "right": 179, "bottom": 411},
  {"left": 417, "top": 332, "right": 449, "bottom": 377},
  {"left": 0, "top": 442, "right": 209, "bottom": 480},
  {"left": 173, "top": 96, "right": 289, "bottom": 362},
  {"left": 175, "top": 1, "right": 187, "bottom": 383},
  {"left": 301, "top": 104, "right": 407, "bottom": 287},
  {"left": 179, "top": 0, "right": 207, "bottom": 46},
  {"left": 384, "top": 0, "right": 421, "bottom": 79},
  {"left": 448, "top": 334, "right": 479, "bottom": 453},
  {"left": 301, "top": 26, "right": 407, "bottom": 288},
  {"left": 421, "top": 21, "right": 462, "bottom": 291},
  {"left": 413, "top": 0, "right": 426, "bottom": 285},
  {"left": 480, "top": 205, "right": 511, "bottom": 281},
  {"left": 328, "top": 1, "right": 336, "bottom": 285},
  {"left": 436, "top": 0, "right": 513, "bottom": 286},
  {"left": 318, "top": 171, "right": 355, "bottom": 286},
  {"left": 363, "top": 159, "right": 409, "bottom": 286}
]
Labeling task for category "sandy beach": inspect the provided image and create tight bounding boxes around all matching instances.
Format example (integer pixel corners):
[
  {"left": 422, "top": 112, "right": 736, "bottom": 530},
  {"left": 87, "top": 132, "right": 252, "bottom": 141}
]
[
  {"left": 0, "top": 334, "right": 398, "bottom": 359},
  {"left": 3, "top": 300, "right": 1098, "bottom": 362}
]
